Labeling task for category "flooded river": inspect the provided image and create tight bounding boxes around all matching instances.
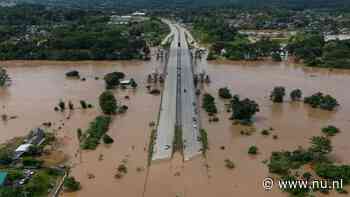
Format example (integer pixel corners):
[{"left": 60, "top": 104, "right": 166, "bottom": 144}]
[{"left": 1, "top": 57, "right": 350, "bottom": 197}]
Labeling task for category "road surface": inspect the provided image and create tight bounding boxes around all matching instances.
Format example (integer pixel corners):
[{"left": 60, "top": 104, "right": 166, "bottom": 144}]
[
  {"left": 152, "top": 21, "right": 178, "bottom": 161},
  {"left": 177, "top": 25, "right": 202, "bottom": 161},
  {"left": 152, "top": 21, "right": 202, "bottom": 161}
]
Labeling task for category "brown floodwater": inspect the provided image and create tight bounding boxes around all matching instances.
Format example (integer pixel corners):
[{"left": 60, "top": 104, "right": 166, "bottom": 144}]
[{"left": 1, "top": 56, "right": 350, "bottom": 197}]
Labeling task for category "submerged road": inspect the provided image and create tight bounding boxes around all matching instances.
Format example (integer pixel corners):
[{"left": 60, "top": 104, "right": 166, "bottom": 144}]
[{"left": 152, "top": 21, "right": 202, "bottom": 161}]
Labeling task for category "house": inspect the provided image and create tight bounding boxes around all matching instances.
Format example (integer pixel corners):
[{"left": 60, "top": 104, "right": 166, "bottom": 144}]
[
  {"left": 26, "top": 128, "right": 45, "bottom": 146},
  {"left": 13, "top": 144, "right": 32, "bottom": 160},
  {"left": 132, "top": 11, "right": 146, "bottom": 16},
  {"left": 13, "top": 128, "right": 45, "bottom": 160},
  {"left": 109, "top": 15, "right": 132, "bottom": 25},
  {"left": 0, "top": 172, "right": 8, "bottom": 186}
]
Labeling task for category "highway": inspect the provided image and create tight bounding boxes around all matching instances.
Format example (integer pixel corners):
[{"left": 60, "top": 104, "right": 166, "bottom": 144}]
[
  {"left": 152, "top": 21, "right": 202, "bottom": 161},
  {"left": 177, "top": 25, "right": 202, "bottom": 161},
  {"left": 152, "top": 22, "right": 178, "bottom": 161}
]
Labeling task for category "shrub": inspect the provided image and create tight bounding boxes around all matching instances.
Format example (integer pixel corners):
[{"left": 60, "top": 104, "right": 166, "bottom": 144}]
[
  {"left": 80, "top": 116, "right": 112, "bottom": 150},
  {"left": 270, "top": 86, "right": 286, "bottom": 103},
  {"left": 103, "top": 134, "right": 114, "bottom": 144},
  {"left": 202, "top": 93, "right": 218, "bottom": 114},
  {"left": 272, "top": 52, "right": 282, "bottom": 61},
  {"left": 22, "top": 157, "right": 43, "bottom": 167},
  {"left": 99, "top": 91, "right": 117, "bottom": 115},
  {"left": 225, "top": 159, "right": 235, "bottom": 169},
  {"left": 304, "top": 92, "right": 339, "bottom": 111},
  {"left": 65, "top": 70, "right": 80, "bottom": 78},
  {"left": 261, "top": 129, "right": 270, "bottom": 136},
  {"left": 315, "top": 163, "right": 350, "bottom": 185},
  {"left": 248, "top": 146, "right": 258, "bottom": 155},
  {"left": 322, "top": 125, "right": 340, "bottom": 136},
  {"left": 58, "top": 100, "right": 65, "bottom": 111},
  {"left": 0, "top": 67, "right": 11, "bottom": 87},
  {"left": 130, "top": 78, "right": 138, "bottom": 88},
  {"left": 118, "top": 164, "right": 128, "bottom": 174},
  {"left": 218, "top": 87, "right": 232, "bottom": 99},
  {"left": 118, "top": 105, "right": 128, "bottom": 114},
  {"left": 80, "top": 100, "right": 87, "bottom": 109},
  {"left": 64, "top": 176, "right": 81, "bottom": 192},
  {"left": 149, "top": 89, "right": 161, "bottom": 95},
  {"left": 0, "top": 150, "right": 12, "bottom": 165},
  {"left": 104, "top": 72, "right": 125, "bottom": 89},
  {"left": 199, "top": 129, "right": 208, "bottom": 154},
  {"left": 290, "top": 89, "right": 302, "bottom": 101},
  {"left": 68, "top": 101, "right": 74, "bottom": 110}
]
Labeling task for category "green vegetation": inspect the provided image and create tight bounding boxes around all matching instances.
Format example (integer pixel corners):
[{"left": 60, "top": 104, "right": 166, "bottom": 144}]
[
  {"left": 290, "top": 89, "right": 302, "bottom": 101},
  {"left": 0, "top": 6, "right": 169, "bottom": 60},
  {"left": 65, "top": 70, "right": 80, "bottom": 78},
  {"left": 270, "top": 86, "right": 286, "bottom": 103},
  {"left": 148, "top": 129, "right": 157, "bottom": 165},
  {"left": 230, "top": 95, "right": 259, "bottom": 124},
  {"left": 192, "top": 18, "right": 281, "bottom": 60},
  {"left": 104, "top": 72, "right": 125, "bottom": 89},
  {"left": 103, "top": 134, "right": 114, "bottom": 144},
  {"left": 248, "top": 146, "right": 258, "bottom": 155},
  {"left": 115, "top": 164, "right": 128, "bottom": 179},
  {"left": 64, "top": 176, "right": 81, "bottom": 192},
  {"left": 130, "top": 78, "right": 138, "bottom": 88},
  {"left": 315, "top": 163, "right": 350, "bottom": 185},
  {"left": 304, "top": 92, "right": 339, "bottom": 111},
  {"left": 99, "top": 91, "right": 117, "bottom": 115},
  {"left": 0, "top": 168, "right": 63, "bottom": 197},
  {"left": 80, "top": 116, "right": 112, "bottom": 150},
  {"left": 22, "top": 157, "right": 43, "bottom": 168},
  {"left": 0, "top": 67, "right": 11, "bottom": 87},
  {"left": 287, "top": 33, "right": 350, "bottom": 69},
  {"left": 173, "top": 127, "right": 183, "bottom": 153},
  {"left": 218, "top": 87, "right": 232, "bottom": 99},
  {"left": 322, "top": 125, "right": 340, "bottom": 136},
  {"left": 199, "top": 129, "right": 209, "bottom": 154},
  {"left": 202, "top": 93, "right": 218, "bottom": 115},
  {"left": 261, "top": 129, "right": 270, "bottom": 136},
  {"left": 224, "top": 159, "right": 235, "bottom": 169},
  {"left": 266, "top": 135, "right": 350, "bottom": 196}
]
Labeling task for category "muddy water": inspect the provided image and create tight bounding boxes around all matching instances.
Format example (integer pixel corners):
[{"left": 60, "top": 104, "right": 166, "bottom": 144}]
[
  {"left": 0, "top": 59, "right": 162, "bottom": 197},
  {"left": 196, "top": 59, "right": 350, "bottom": 197},
  {"left": 1, "top": 57, "right": 350, "bottom": 197}
]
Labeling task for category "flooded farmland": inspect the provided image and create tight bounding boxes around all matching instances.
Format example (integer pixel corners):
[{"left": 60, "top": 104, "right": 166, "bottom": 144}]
[{"left": 1, "top": 58, "right": 350, "bottom": 197}]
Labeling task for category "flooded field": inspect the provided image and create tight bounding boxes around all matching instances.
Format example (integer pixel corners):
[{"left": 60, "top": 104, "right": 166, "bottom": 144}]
[{"left": 1, "top": 57, "right": 350, "bottom": 197}]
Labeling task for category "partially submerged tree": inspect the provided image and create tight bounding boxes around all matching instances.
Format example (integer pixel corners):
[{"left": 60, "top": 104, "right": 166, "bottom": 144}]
[
  {"left": 65, "top": 70, "right": 80, "bottom": 78},
  {"left": 290, "top": 89, "right": 302, "bottom": 101},
  {"left": 270, "top": 86, "right": 286, "bottom": 103},
  {"left": 0, "top": 67, "right": 11, "bottom": 87},
  {"left": 103, "top": 134, "right": 114, "bottom": 144},
  {"left": 322, "top": 125, "right": 340, "bottom": 136},
  {"left": 64, "top": 176, "right": 81, "bottom": 192},
  {"left": 308, "top": 136, "right": 332, "bottom": 161},
  {"left": 218, "top": 87, "right": 232, "bottom": 99},
  {"left": 104, "top": 72, "right": 125, "bottom": 89},
  {"left": 99, "top": 91, "right": 117, "bottom": 115},
  {"left": 231, "top": 95, "right": 259, "bottom": 123},
  {"left": 304, "top": 92, "right": 339, "bottom": 111}
]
